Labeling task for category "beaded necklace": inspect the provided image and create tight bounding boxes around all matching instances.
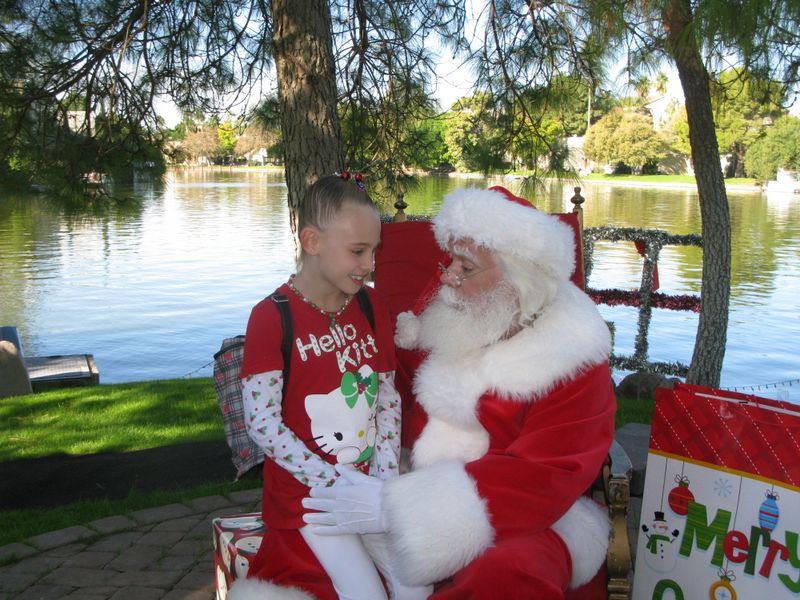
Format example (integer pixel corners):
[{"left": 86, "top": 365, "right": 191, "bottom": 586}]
[{"left": 287, "top": 275, "right": 353, "bottom": 327}]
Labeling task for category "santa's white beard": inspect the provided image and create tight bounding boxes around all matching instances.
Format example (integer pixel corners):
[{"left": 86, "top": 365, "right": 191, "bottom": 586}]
[{"left": 416, "top": 282, "right": 520, "bottom": 356}]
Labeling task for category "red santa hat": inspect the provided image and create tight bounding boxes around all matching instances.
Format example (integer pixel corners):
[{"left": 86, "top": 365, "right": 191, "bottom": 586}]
[{"left": 432, "top": 186, "right": 576, "bottom": 282}]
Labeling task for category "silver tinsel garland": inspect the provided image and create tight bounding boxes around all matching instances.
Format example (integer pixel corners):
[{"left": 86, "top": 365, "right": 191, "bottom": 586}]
[{"left": 584, "top": 226, "right": 703, "bottom": 378}]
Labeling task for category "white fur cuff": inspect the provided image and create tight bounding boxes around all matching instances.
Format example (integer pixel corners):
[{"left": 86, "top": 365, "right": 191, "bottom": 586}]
[
  {"left": 382, "top": 460, "right": 494, "bottom": 585},
  {"left": 551, "top": 496, "right": 611, "bottom": 588},
  {"left": 229, "top": 578, "right": 316, "bottom": 600},
  {"left": 394, "top": 310, "right": 421, "bottom": 350}
]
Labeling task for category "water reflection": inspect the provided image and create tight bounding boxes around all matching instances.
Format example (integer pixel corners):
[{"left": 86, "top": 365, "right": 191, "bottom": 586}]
[{"left": 1, "top": 170, "right": 798, "bottom": 402}]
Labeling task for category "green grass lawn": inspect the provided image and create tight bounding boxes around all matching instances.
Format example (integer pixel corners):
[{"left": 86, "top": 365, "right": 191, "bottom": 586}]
[
  {"left": 581, "top": 173, "right": 759, "bottom": 187},
  {"left": 615, "top": 395, "right": 654, "bottom": 427},
  {"left": 0, "top": 378, "right": 222, "bottom": 461},
  {"left": 1, "top": 377, "right": 653, "bottom": 461},
  {"left": 0, "top": 378, "right": 654, "bottom": 548}
]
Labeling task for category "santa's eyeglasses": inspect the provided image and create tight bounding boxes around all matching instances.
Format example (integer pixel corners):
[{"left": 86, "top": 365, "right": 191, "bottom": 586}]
[{"left": 437, "top": 261, "right": 495, "bottom": 287}]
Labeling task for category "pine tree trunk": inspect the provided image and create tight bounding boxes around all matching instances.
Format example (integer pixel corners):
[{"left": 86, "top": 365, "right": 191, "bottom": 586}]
[
  {"left": 663, "top": 0, "right": 731, "bottom": 387},
  {"left": 271, "top": 0, "right": 344, "bottom": 234}
]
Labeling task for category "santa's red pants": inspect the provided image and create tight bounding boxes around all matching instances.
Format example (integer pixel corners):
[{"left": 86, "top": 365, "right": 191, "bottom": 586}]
[{"left": 431, "top": 529, "right": 573, "bottom": 599}]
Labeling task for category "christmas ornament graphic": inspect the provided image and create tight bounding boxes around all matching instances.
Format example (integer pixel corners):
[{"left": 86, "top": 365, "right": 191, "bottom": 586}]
[{"left": 668, "top": 474, "right": 695, "bottom": 516}]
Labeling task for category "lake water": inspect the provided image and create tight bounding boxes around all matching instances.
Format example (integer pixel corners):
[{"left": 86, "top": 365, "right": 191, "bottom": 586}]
[{"left": 1, "top": 169, "right": 798, "bottom": 402}]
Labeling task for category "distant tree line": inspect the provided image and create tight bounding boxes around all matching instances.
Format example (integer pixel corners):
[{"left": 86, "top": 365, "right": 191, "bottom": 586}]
[
  {"left": 165, "top": 68, "right": 800, "bottom": 183},
  {"left": 581, "top": 68, "right": 800, "bottom": 180}
]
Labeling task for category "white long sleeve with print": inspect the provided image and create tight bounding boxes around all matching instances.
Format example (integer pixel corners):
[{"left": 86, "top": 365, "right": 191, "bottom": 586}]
[
  {"left": 370, "top": 371, "right": 402, "bottom": 480},
  {"left": 242, "top": 370, "right": 337, "bottom": 487},
  {"left": 241, "top": 370, "right": 402, "bottom": 488}
]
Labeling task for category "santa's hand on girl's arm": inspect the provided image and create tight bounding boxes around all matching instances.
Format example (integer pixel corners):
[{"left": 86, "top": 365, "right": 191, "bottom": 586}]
[{"left": 301, "top": 464, "right": 388, "bottom": 535}]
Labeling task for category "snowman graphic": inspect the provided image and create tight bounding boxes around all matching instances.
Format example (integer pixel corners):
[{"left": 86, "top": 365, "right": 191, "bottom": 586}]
[{"left": 641, "top": 510, "right": 681, "bottom": 572}]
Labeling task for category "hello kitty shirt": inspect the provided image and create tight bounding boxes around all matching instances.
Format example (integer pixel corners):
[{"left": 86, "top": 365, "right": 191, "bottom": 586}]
[{"left": 240, "top": 283, "right": 401, "bottom": 529}]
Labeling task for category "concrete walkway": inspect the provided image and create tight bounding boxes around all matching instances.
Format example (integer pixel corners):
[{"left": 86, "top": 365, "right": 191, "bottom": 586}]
[{"left": 0, "top": 488, "right": 261, "bottom": 600}]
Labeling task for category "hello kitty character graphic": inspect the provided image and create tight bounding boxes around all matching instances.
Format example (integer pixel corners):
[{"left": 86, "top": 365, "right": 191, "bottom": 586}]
[{"left": 305, "top": 364, "right": 378, "bottom": 465}]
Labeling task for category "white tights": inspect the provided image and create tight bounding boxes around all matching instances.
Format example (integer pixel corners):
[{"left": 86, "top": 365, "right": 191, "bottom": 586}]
[{"left": 300, "top": 526, "right": 432, "bottom": 600}]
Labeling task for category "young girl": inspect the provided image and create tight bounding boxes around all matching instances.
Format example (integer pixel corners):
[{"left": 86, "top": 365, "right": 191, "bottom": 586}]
[{"left": 232, "top": 175, "right": 428, "bottom": 600}]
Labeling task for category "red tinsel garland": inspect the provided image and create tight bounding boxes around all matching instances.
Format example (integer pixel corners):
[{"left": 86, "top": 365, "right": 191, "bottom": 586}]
[{"left": 587, "top": 288, "right": 701, "bottom": 312}]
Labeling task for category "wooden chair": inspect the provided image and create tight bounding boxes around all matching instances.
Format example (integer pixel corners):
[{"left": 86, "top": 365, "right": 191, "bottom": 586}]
[{"left": 374, "top": 187, "right": 633, "bottom": 599}]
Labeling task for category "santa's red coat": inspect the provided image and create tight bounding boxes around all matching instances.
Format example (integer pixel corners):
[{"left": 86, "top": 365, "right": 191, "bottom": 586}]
[{"left": 386, "top": 282, "right": 616, "bottom": 595}]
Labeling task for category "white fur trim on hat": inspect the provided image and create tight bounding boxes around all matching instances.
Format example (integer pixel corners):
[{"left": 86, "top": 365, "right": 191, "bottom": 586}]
[
  {"left": 552, "top": 496, "right": 611, "bottom": 588},
  {"left": 433, "top": 187, "right": 575, "bottom": 281},
  {"left": 229, "top": 578, "right": 316, "bottom": 600},
  {"left": 382, "top": 460, "right": 494, "bottom": 586},
  {"left": 394, "top": 310, "right": 422, "bottom": 350}
]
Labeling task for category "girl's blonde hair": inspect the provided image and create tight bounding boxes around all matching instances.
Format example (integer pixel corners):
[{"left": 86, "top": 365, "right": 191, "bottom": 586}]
[{"left": 296, "top": 175, "right": 378, "bottom": 266}]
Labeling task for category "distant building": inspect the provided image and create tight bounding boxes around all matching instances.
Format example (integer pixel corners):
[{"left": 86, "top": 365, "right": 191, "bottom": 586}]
[
  {"left": 565, "top": 136, "right": 590, "bottom": 175},
  {"left": 66, "top": 110, "right": 92, "bottom": 134}
]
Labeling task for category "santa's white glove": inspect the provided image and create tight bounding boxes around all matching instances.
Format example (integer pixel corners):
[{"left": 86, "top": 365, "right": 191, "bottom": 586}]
[
  {"left": 302, "top": 464, "right": 388, "bottom": 535},
  {"left": 394, "top": 310, "right": 421, "bottom": 350}
]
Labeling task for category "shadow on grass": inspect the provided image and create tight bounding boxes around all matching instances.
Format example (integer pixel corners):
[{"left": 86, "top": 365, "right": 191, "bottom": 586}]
[{"left": 0, "top": 440, "right": 238, "bottom": 511}]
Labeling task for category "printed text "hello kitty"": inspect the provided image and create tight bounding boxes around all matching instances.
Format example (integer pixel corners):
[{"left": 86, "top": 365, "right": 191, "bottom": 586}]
[{"left": 295, "top": 324, "right": 379, "bottom": 372}]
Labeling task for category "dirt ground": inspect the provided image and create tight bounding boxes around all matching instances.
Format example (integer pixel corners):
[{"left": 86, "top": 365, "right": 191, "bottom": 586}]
[{"left": 0, "top": 441, "right": 241, "bottom": 510}]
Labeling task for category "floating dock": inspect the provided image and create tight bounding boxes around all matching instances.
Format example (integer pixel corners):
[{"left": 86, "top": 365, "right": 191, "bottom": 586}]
[
  {"left": 0, "top": 326, "right": 99, "bottom": 392},
  {"left": 24, "top": 354, "right": 100, "bottom": 391}
]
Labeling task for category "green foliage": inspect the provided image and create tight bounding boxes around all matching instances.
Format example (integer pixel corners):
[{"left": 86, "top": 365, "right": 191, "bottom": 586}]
[
  {"left": 711, "top": 69, "right": 787, "bottom": 177},
  {"left": 1, "top": 104, "right": 165, "bottom": 196},
  {"left": 406, "top": 117, "right": 452, "bottom": 170},
  {"left": 0, "top": 1, "right": 273, "bottom": 192},
  {"left": 582, "top": 173, "right": 757, "bottom": 186},
  {"left": 744, "top": 115, "right": 800, "bottom": 180},
  {"left": 338, "top": 78, "right": 445, "bottom": 196},
  {"left": 583, "top": 109, "right": 622, "bottom": 166},
  {"left": 443, "top": 94, "right": 509, "bottom": 172},
  {"left": 93, "top": 116, "right": 167, "bottom": 184},
  {"left": 217, "top": 121, "right": 237, "bottom": 161},
  {"left": 583, "top": 108, "right": 669, "bottom": 173},
  {"left": 439, "top": 78, "right": 613, "bottom": 177},
  {"left": 163, "top": 122, "right": 188, "bottom": 141},
  {"left": 537, "top": 74, "right": 613, "bottom": 137},
  {"left": 509, "top": 115, "right": 565, "bottom": 171},
  {"left": 662, "top": 101, "right": 692, "bottom": 156}
]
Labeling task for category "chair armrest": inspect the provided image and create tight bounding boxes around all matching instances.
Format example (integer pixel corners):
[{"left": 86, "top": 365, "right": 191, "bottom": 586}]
[
  {"left": 609, "top": 439, "right": 632, "bottom": 479},
  {"left": 605, "top": 440, "right": 632, "bottom": 600}
]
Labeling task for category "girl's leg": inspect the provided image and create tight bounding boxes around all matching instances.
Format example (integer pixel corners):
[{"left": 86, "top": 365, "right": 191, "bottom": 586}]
[
  {"left": 362, "top": 533, "right": 432, "bottom": 600},
  {"left": 300, "top": 526, "right": 388, "bottom": 600},
  {"left": 242, "top": 527, "right": 338, "bottom": 600}
]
